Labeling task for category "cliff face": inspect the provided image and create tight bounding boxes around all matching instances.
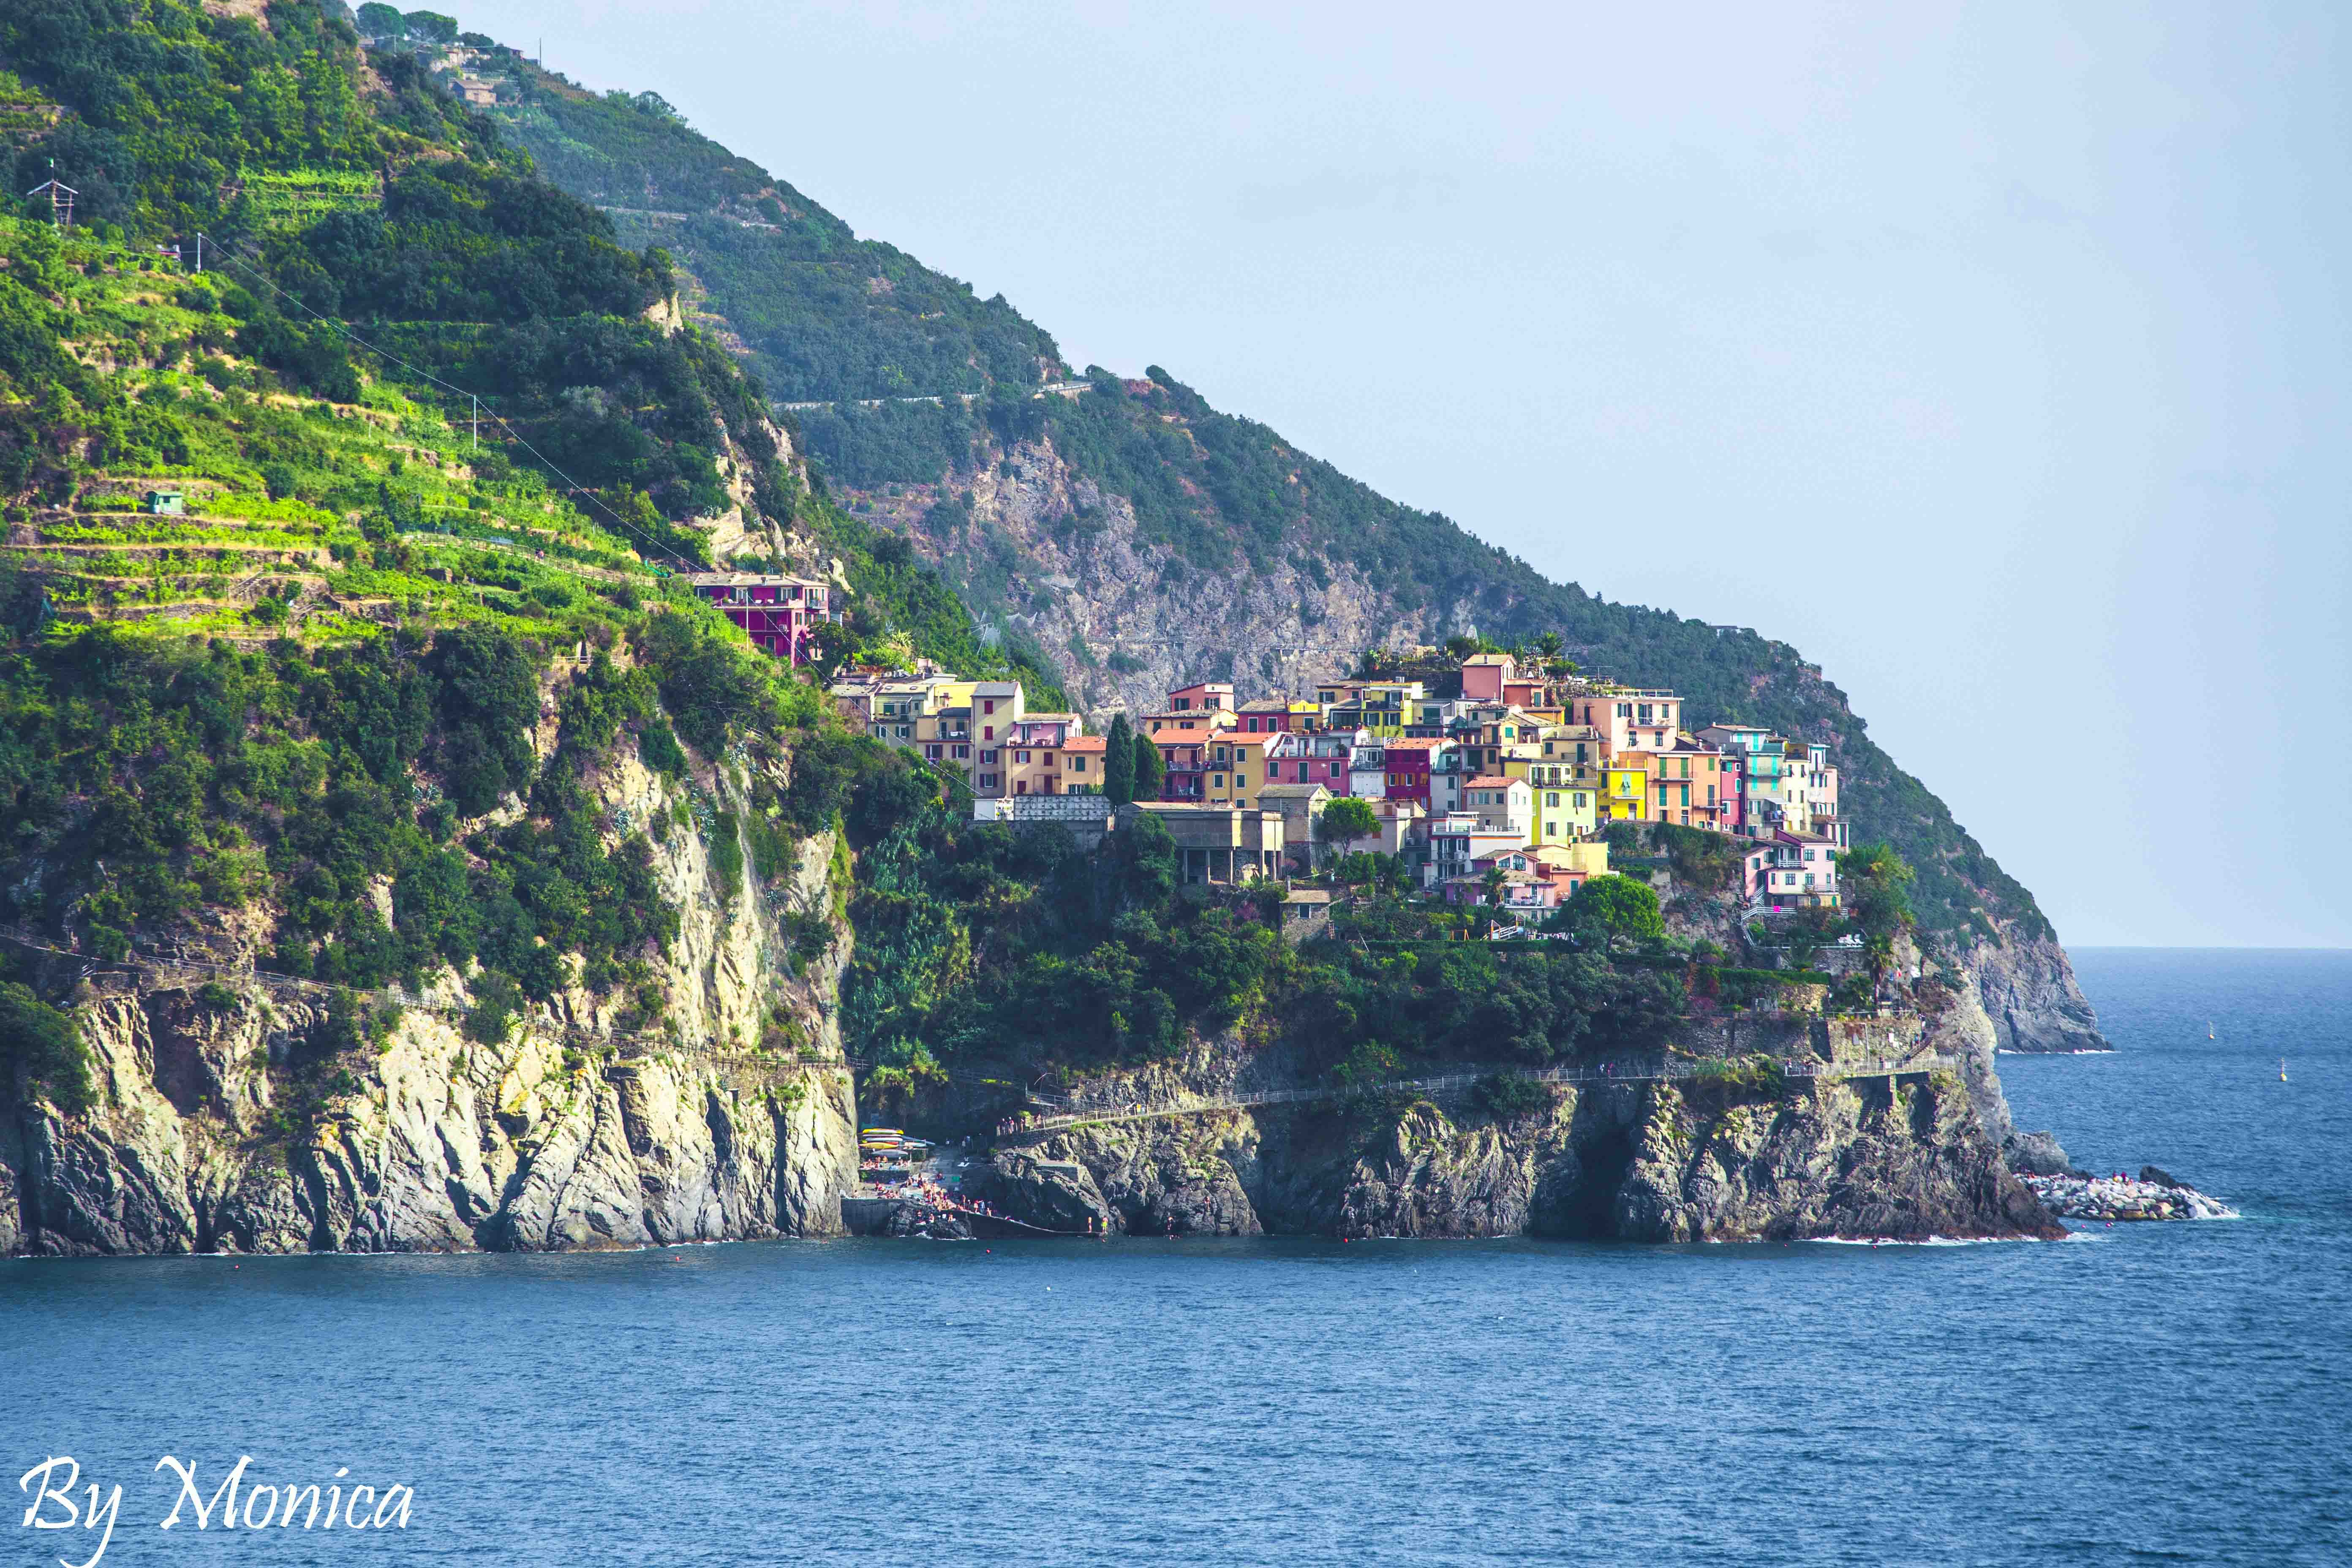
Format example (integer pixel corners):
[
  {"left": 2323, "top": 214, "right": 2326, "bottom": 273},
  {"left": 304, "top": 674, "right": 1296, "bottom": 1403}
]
[
  {"left": 852, "top": 436, "right": 1416, "bottom": 719},
  {"left": 0, "top": 676, "right": 863, "bottom": 1258},
  {"left": 974, "top": 984, "right": 2061, "bottom": 1243},
  {"left": 1968, "top": 931, "right": 2107, "bottom": 1054}
]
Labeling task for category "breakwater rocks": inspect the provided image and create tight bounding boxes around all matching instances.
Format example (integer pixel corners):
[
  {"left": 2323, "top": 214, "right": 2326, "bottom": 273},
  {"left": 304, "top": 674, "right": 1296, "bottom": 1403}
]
[{"left": 2023, "top": 1167, "right": 2237, "bottom": 1222}]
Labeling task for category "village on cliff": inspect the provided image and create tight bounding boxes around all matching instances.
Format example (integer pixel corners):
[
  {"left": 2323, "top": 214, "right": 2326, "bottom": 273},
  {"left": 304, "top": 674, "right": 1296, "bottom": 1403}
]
[{"left": 713, "top": 593, "right": 1852, "bottom": 931}]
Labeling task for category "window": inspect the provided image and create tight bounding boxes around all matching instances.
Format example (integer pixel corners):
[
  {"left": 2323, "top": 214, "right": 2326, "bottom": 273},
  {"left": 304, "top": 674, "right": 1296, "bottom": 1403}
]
[
  {"left": 925, "top": 745, "right": 941, "bottom": 760},
  {"left": 896, "top": 726, "right": 909, "bottom": 740},
  {"left": 1073, "top": 757, "right": 1087, "bottom": 772},
  {"left": 980, "top": 773, "right": 999, "bottom": 789},
  {"left": 980, "top": 750, "right": 998, "bottom": 765},
  {"left": 1017, "top": 751, "right": 1031, "bottom": 764},
  {"left": 953, "top": 746, "right": 969, "bottom": 760},
  {"left": 983, "top": 699, "right": 996, "bottom": 714}
]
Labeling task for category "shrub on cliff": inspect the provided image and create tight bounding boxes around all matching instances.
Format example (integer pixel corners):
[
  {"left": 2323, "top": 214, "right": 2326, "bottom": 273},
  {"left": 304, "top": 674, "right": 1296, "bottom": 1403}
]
[
  {"left": 1473, "top": 1071, "right": 1552, "bottom": 1117},
  {"left": 0, "top": 983, "right": 93, "bottom": 1114}
]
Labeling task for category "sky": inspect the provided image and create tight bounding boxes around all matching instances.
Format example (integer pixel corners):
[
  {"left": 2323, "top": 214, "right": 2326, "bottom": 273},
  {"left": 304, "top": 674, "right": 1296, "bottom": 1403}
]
[{"left": 455, "top": 1, "right": 2352, "bottom": 949}]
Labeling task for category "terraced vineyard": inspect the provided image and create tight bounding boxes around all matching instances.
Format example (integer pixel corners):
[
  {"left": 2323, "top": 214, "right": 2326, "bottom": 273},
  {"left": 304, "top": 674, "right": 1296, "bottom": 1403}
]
[{"left": 8, "top": 216, "right": 673, "bottom": 644}]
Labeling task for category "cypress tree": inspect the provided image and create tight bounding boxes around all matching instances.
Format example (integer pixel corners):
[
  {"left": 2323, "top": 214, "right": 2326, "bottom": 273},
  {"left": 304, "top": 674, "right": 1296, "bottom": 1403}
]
[
  {"left": 1104, "top": 713, "right": 1135, "bottom": 804},
  {"left": 1132, "top": 732, "right": 1164, "bottom": 801}
]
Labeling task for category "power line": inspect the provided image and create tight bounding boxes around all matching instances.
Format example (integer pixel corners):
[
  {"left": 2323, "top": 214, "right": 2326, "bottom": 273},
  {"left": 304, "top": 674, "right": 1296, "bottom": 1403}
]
[{"left": 192, "top": 235, "right": 703, "bottom": 573}]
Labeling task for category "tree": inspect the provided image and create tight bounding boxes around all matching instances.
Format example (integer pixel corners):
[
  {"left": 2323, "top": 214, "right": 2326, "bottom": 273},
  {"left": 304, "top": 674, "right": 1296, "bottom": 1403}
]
[
  {"left": 1131, "top": 732, "right": 1164, "bottom": 801},
  {"left": 1103, "top": 713, "right": 1135, "bottom": 805},
  {"left": 1534, "top": 631, "right": 1564, "bottom": 660},
  {"left": 1564, "top": 874, "right": 1663, "bottom": 946},
  {"left": 356, "top": 3, "right": 406, "bottom": 38},
  {"left": 1320, "top": 795, "right": 1377, "bottom": 847},
  {"left": 1838, "top": 842, "right": 1916, "bottom": 991},
  {"left": 1480, "top": 863, "right": 1512, "bottom": 932},
  {"left": 402, "top": 10, "right": 459, "bottom": 44}
]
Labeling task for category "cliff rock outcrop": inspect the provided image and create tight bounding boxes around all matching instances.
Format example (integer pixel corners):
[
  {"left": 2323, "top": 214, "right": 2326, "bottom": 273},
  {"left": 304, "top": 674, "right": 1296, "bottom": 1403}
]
[
  {"left": 0, "top": 678, "right": 862, "bottom": 1257},
  {"left": 975, "top": 996, "right": 2061, "bottom": 1243}
]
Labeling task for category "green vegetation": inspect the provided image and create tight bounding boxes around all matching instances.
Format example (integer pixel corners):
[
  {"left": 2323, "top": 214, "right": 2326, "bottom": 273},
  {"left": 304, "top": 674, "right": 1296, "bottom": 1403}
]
[
  {"left": 0, "top": 978, "right": 94, "bottom": 1112},
  {"left": 484, "top": 70, "right": 1062, "bottom": 404},
  {"left": 1102, "top": 713, "right": 1135, "bottom": 806},
  {"left": 1473, "top": 1070, "right": 1553, "bottom": 1117},
  {"left": 1320, "top": 795, "right": 1378, "bottom": 844},
  {"left": 1838, "top": 841, "right": 1916, "bottom": 990},
  {"left": 1551, "top": 874, "right": 1665, "bottom": 946},
  {"left": 839, "top": 781, "right": 1690, "bottom": 1084},
  {"left": 1131, "top": 732, "right": 1164, "bottom": 802}
]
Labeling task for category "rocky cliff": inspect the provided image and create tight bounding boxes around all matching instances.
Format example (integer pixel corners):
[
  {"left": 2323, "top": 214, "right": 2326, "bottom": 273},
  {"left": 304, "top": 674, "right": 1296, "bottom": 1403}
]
[
  {"left": 970, "top": 961, "right": 2061, "bottom": 1242},
  {"left": 0, "top": 670, "right": 863, "bottom": 1257},
  {"left": 1968, "top": 931, "right": 2107, "bottom": 1054}
]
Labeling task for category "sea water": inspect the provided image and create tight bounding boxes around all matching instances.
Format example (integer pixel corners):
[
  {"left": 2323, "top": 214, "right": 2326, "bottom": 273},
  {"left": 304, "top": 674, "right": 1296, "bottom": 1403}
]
[{"left": 5, "top": 949, "right": 2347, "bottom": 1565}]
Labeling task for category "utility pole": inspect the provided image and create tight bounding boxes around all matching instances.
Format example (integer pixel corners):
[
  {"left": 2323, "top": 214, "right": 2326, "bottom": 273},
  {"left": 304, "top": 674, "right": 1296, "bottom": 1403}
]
[
  {"left": 25, "top": 169, "right": 77, "bottom": 232},
  {"left": 471, "top": 394, "right": 479, "bottom": 451}
]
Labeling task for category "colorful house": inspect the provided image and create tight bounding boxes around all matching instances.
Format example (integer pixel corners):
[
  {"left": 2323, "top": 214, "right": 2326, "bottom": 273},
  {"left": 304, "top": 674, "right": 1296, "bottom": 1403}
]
[
  {"left": 1649, "top": 737, "right": 1725, "bottom": 830},
  {"left": 683, "top": 572, "right": 834, "bottom": 663},
  {"left": 1601, "top": 753, "right": 1653, "bottom": 821},
  {"left": 1266, "top": 729, "right": 1359, "bottom": 791},
  {"left": 1460, "top": 775, "right": 1533, "bottom": 841},
  {"left": 1236, "top": 698, "right": 1318, "bottom": 734},
  {"left": 1158, "top": 736, "right": 1210, "bottom": 802},
  {"left": 1166, "top": 681, "right": 1236, "bottom": 713},
  {"left": 1062, "top": 734, "right": 1109, "bottom": 793},
  {"left": 1525, "top": 773, "right": 1598, "bottom": 846},
  {"left": 1206, "top": 732, "right": 1275, "bottom": 809},
  {"left": 1763, "top": 830, "right": 1841, "bottom": 911},
  {"left": 1380, "top": 737, "right": 1439, "bottom": 807},
  {"left": 1144, "top": 708, "right": 1237, "bottom": 744}
]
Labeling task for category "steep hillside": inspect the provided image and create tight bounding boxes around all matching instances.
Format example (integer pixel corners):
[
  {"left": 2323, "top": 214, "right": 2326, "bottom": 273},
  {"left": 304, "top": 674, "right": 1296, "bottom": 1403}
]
[
  {"left": 0, "top": 0, "right": 1073, "bottom": 1250},
  {"left": 0, "top": 3, "right": 2083, "bottom": 1253},
  {"left": 480, "top": 42, "right": 2099, "bottom": 1047}
]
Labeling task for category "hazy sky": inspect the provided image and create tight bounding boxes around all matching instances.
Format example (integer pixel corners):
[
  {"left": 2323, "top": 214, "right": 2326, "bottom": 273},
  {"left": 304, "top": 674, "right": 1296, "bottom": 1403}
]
[{"left": 458, "top": 2, "right": 2352, "bottom": 949}]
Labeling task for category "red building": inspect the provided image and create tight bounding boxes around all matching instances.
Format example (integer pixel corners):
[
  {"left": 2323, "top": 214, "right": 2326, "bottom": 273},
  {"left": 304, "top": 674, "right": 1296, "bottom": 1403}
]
[
  {"left": 1380, "top": 736, "right": 1438, "bottom": 807},
  {"left": 684, "top": 573, "right": 834, "bottom": 663}
]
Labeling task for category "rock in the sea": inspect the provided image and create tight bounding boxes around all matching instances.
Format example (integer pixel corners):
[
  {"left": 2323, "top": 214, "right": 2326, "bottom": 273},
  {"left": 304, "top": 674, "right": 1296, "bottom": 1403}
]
[{"left": 2004, "top": 1129, "right": 2074, "bottom": 1176}]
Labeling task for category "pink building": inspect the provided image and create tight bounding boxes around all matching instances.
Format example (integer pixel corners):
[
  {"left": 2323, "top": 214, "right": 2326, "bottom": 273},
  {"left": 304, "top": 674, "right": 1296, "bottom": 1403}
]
[
  {"left": 685, "top": 573, "right": 834, "bottom": 663},
  {"left": 1165, "top": 682, "right": 1236, "bottom": 713},
  {"left": 1267, "top": 729, "right": 1359, "bottom": 791}
]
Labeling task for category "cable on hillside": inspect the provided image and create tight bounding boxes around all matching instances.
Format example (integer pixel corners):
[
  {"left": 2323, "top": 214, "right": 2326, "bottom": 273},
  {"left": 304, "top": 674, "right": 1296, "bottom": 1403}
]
[{"left": 192, "top": 236, "right": 705, "bottom": 574}]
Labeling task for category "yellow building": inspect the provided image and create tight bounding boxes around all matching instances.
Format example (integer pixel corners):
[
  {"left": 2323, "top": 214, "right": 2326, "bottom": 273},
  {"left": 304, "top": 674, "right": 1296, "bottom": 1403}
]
[
  {"left": 1503, "top": 753, "right": 1596, "bottom": 846},
  {"left": 1206, "top": 732, "right": 1275, "bottom": 809},
  {"left": 1602, "top": 752, "right": 1654, "bottom": 822}
]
